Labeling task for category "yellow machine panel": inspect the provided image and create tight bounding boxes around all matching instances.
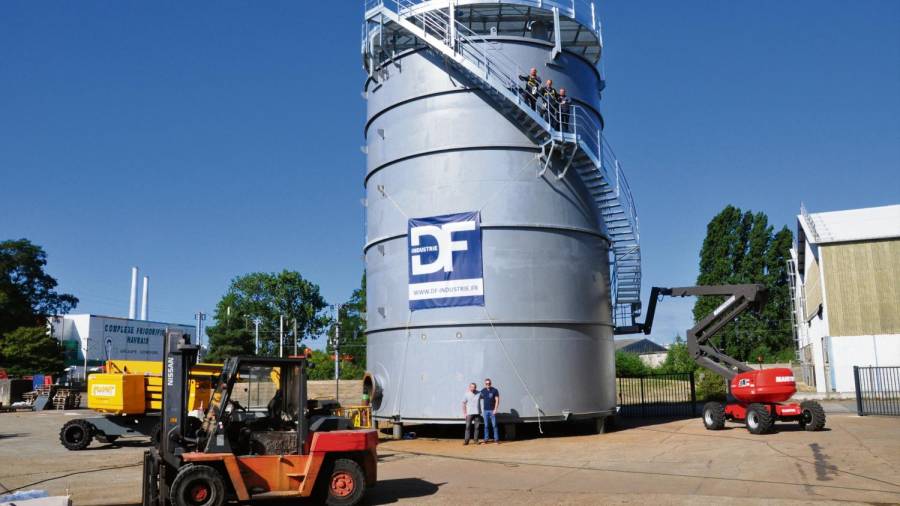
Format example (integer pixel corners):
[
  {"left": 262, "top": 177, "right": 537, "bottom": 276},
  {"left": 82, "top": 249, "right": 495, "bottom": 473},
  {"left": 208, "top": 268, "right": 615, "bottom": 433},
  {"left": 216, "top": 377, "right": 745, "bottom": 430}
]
[
  {"left": 88, "top": 373, "right": 147, "bottom": 415},
  {"left": 87, "top": 360, "right": 221, "bottom": 415}
]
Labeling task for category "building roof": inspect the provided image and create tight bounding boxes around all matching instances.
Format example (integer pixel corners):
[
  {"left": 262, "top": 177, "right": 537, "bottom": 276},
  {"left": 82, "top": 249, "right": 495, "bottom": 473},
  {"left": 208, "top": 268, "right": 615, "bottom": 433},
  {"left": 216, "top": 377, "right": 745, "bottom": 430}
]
[
  {"left": 798, "top": 204, "right": 900, "bottom": 245},
  {"left": 614, "top": 338, "right": 668, "bottom": 355}
]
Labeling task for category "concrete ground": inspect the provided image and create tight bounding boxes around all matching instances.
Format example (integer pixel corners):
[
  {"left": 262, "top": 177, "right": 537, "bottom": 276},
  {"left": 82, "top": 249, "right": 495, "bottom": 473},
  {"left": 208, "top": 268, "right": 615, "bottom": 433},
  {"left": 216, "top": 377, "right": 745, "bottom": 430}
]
[{"left": 1, "top": 409, "right": 898, "bottom": 505}]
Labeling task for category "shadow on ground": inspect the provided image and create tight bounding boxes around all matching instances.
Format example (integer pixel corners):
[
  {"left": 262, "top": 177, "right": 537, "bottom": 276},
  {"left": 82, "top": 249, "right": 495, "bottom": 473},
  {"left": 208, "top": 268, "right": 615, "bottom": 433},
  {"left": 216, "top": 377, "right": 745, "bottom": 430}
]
[
  {"left": 383, "top": 415, "right": 702, "bottom": 441},
  {"left": 89, "top": 439, "right": 154, "bottom": 450},
  {"left": 272, "top": 478, "right": 442, "bottom": 505}
]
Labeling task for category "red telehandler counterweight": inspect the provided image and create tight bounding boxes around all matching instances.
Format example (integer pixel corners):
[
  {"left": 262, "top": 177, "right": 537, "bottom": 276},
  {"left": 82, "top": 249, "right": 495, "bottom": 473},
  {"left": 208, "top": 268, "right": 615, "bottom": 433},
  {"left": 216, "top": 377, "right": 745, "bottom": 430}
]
[{"left": 620, "top": 284, "right": 825, "bottom": 434}]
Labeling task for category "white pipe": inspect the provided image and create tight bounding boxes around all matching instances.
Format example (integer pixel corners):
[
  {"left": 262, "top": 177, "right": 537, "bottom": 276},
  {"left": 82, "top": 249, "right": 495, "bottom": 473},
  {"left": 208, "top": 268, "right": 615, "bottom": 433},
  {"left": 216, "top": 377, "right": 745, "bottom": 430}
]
[
  {"left": 129, "top": 267, "right": 139, "bottom": 319},
  {"left": 140, "top": 276, "right": 149, "bottom": 320}
]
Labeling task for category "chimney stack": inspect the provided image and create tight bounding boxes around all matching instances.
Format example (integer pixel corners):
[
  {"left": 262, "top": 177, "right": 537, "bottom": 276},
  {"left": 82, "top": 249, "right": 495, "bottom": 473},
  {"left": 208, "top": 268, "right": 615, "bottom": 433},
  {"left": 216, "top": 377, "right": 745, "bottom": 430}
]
[
  {"left": 140, "top": 276, "right": 150, "bottom": 320},
  {"left": 129, "top": 267, "right": 139, "bottom": 319}
]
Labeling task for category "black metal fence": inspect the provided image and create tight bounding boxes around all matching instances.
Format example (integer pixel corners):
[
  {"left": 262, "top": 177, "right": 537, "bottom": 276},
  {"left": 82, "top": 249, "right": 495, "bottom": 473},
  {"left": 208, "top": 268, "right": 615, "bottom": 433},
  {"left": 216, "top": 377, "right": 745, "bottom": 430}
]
[
  {"left": 616, "top": 372, "right": 697, "bottom": 417},
  {"left": 854, "top": 366, "right": 900, "bottom": 416}
]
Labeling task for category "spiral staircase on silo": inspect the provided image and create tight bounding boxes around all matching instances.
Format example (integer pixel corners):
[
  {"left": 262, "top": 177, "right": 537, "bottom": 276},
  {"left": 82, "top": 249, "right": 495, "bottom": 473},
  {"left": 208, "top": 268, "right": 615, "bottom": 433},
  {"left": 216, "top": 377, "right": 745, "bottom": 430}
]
[{"left": 363, "top": 0, "right": 643, "bottom": 331}]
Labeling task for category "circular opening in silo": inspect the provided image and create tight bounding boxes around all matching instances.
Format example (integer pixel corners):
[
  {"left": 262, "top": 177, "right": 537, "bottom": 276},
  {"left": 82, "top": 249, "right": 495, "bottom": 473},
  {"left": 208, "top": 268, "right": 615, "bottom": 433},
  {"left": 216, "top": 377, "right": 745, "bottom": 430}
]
[{"left": 362, "top": 372, "right": 382, "bottom": 411}]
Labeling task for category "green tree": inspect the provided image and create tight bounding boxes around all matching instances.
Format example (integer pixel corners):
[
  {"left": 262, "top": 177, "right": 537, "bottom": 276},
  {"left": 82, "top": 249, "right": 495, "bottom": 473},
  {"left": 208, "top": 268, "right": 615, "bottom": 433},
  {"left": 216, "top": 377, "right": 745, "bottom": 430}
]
[
  {"left": 0, "top": 326, "right": 65, "bottom": 376},
  {"left": 0, "top": 239, "right": 77, "bottom": 374},
  {"left": 307, "top": 349, "right": 366, "bottom": 381},
  {"left": 327, "top": 273, "right": 366, "bottom": 371},
  {"left": 0, "top": 239, "right": 78, "bottom": 335},
  {"left": 206, "top": 271, "right": 330, "bottom": 361},
  {"left": 693, "top": 206, "right": 794, "bottom": 361},
  {"left": 658, "top": 335, "right": 696, "bottom": 374}
]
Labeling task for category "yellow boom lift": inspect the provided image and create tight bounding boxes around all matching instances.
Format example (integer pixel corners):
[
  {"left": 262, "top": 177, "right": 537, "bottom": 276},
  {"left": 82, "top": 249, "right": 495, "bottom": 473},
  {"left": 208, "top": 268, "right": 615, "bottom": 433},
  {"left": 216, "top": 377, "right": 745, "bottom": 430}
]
[{"left": 59, "top": 359, "right": 220, "bottom": 450}]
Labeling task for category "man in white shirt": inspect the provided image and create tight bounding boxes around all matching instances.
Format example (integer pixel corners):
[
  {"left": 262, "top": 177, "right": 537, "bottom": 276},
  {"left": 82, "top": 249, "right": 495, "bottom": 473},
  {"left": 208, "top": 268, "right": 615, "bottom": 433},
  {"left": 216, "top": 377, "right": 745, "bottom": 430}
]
[{"left": 462, "top": 382, "right": 482, "bottom": 445}]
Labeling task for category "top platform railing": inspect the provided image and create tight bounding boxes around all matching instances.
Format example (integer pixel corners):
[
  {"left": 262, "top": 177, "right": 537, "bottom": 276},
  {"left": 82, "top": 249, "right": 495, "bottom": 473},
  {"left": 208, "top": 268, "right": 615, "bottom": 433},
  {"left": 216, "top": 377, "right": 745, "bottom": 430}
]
[
  {"left": 365, "top": 0, "right": 602, "bottom": 43},
  {"left": 365, "top": 0, "right": 638, "bottom": 252}
]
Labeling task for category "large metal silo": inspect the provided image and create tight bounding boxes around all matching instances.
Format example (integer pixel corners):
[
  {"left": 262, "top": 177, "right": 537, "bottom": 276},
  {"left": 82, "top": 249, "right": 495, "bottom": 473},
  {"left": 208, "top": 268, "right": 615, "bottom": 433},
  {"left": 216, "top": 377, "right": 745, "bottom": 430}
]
[{"left": 361, "top": 0, "right": 641, "bottom": 432}]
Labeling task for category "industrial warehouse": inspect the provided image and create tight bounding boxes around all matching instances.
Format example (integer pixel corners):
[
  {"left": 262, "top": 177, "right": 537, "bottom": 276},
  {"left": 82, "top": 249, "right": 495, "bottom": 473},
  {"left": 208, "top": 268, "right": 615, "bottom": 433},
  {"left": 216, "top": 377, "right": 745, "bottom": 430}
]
[{"left": 1, "top": 1, "right": 899, "bottom": 506}]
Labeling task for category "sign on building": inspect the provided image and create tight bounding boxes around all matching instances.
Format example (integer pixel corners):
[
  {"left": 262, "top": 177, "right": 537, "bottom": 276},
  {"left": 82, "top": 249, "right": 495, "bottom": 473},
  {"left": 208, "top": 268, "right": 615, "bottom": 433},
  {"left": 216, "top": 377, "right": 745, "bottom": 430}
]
[
  {"left": 50, "top": 315, "right": 195, "bottom": 366},
  {"left": 408, "top": 211, "right": 484, "bottom": 310}
]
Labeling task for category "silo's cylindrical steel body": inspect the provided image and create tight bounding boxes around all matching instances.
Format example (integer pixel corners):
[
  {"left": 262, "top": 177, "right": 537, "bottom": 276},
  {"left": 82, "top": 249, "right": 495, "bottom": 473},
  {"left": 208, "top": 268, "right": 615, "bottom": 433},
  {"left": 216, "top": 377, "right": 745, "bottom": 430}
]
[{"left": 363, "top": 2, "right": 615, "bottom": 424}]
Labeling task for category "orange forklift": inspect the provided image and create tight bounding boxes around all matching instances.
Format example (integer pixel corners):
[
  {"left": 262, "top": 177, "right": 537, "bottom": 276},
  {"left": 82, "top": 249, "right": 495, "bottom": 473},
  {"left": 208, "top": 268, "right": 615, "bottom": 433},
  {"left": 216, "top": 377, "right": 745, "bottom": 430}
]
[{"left": 141, "top": 330, "right": 377, "bottom": 506}]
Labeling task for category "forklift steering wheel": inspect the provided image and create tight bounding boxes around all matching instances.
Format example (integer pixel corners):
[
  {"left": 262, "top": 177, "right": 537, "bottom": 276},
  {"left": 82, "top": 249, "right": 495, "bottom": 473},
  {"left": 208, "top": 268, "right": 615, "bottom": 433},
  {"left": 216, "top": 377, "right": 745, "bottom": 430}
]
[{"left": 230, "top": 400, "right": 248, "bottom": 413}]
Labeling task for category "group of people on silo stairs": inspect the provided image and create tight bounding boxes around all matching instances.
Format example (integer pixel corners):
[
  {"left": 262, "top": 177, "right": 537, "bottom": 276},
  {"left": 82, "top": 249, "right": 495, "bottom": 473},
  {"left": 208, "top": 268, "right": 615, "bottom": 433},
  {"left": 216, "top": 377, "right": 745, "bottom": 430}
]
[
  {"left": 461, "top": 378, "right": 502, "bottom": 445},
  {"left": 517, "top": 67, "right": 571, "bottom": 132}
]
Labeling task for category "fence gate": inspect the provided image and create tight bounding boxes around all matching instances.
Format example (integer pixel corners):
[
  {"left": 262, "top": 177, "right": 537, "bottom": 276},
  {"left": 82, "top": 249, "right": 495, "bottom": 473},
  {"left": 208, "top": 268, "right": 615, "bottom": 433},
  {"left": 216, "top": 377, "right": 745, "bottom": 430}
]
[
  {"left": 854, "top": 366, "right": 900, "bottom": 416},
  {"left": 616, "top": 372, "right": 697, "bottom": 417}
]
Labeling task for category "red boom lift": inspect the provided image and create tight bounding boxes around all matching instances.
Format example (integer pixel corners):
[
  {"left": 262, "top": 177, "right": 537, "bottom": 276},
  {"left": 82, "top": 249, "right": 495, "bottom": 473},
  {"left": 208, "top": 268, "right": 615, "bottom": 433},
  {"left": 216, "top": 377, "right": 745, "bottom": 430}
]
[{"left": 626, "top": 284, "right": 826, "bottom": 434}]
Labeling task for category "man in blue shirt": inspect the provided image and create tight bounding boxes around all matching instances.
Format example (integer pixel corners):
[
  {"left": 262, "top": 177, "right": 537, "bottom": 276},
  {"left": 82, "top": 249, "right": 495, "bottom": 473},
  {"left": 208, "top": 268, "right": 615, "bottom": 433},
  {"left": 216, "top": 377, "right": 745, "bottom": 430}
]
[{"left": 480, "top": 378, "right": 500, "bottom": 444}]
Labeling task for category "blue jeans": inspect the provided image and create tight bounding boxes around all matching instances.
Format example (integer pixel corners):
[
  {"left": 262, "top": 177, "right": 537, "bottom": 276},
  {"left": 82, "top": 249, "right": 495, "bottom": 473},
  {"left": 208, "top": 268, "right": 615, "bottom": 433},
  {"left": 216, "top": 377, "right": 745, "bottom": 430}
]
[{"left": 483, "top": 410, "right": 499, "bottom": 441}]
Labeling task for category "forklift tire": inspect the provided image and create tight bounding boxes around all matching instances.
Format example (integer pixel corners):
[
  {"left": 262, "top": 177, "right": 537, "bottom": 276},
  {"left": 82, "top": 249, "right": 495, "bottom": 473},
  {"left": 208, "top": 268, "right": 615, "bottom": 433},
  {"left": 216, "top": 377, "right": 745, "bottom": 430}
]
[
  {"left": 169, "top": 464, "right": 226, "bottom": 506},
  {"left": 60, "top": 419, "right": 94, "bottom": 450},
  {"left": 800, "top": 400, "right": 826, "bottom": 431},
  {"left": 745, "top": 404, "right": 774, "bottom": 435},
  {"left": 702, "top": 402, "right": 726, "bottom": 430},
  {"left": 323, "top": 458, "right": 366, "bottom": 506}
]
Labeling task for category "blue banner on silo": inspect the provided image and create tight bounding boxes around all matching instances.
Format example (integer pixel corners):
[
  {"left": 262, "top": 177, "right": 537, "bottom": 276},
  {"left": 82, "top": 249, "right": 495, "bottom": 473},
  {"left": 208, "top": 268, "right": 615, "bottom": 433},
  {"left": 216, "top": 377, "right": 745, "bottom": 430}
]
[{"left": 408, "top": 211, "right": 484, "bottom": 310}]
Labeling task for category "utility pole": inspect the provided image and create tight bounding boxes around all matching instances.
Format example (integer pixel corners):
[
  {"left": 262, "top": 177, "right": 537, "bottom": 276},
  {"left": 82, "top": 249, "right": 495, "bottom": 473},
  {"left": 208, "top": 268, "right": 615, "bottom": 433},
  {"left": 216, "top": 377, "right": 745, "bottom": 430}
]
[
  {"left": 194, "top": 311, "right": 206, "bottom": 349},
  {"left": 333, "top": 304, "right": 342, "bottom": 402},
  {"left": 279, "top": 315, "right": 284, "bottom": 358},
  {"left": 253, "top": 317, "right": 261, "bottom": 355},
  {"left": 293, "top": 318, "right": 298, "bottom": 356}
]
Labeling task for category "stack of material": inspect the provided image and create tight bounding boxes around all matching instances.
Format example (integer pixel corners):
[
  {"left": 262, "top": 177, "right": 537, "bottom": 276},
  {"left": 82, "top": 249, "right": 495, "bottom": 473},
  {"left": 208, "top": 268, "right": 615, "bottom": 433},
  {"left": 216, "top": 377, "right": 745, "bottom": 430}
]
[
  {"left": 22, "top": 386, "right": 58, "bottom": 411},
  {"left": 0, "top": 379, "right": 33, "bottom": 407},
  {"left": 52, "top": 389, "right": 81, "bottom": 410}
]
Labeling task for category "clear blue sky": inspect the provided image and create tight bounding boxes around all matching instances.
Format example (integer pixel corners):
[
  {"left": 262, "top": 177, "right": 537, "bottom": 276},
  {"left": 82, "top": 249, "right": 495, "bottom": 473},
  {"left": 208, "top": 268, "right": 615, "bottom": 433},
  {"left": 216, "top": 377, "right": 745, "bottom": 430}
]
[{"left": 2, "top": 2, "right": 898, "bottom": 346}]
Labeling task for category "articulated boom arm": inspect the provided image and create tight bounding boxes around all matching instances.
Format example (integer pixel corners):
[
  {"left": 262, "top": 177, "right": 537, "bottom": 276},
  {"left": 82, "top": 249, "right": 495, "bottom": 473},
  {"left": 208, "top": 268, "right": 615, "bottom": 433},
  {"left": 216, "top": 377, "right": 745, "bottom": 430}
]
[{"left": 633, "top": 284, "right": 768, "bottom": 380}]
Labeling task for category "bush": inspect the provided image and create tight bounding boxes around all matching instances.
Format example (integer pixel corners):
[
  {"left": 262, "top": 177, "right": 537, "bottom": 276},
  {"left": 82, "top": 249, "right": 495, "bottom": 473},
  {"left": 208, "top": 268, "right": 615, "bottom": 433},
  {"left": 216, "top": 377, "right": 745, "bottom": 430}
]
[
  {"left": 746, "top": 344, "right": 796, "bottom": 365},
  {"left": 695, "top": 369, "right": 727, "bottom": 401},
  {"left": 615, "top": 351, "right": 649, "bottom": 376}
]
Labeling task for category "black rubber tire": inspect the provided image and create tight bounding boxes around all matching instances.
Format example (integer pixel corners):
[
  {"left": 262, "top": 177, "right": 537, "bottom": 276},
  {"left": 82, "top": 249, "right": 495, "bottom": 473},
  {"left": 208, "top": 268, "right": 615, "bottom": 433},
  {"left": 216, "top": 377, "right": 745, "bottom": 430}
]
[
  {"left": 169, "top": 464, "right": 226, "bottom": 506},
  {"left": 96, "top": 434, "right": 119, "bottom": 444},
  {"left": 60, "top": 419, "right": 94, "bottom": 450},
  {"left": 745, "top": 404, "right": 775, "bottom": 435},
  {"left": 322, "top": 458, "right": 367, "bottom": 506},
  {"left": 800, "top": 400, "right": 826, "bottom": 431},
  {"left": 702, "top": 402, "right": 726, "bottom": 430}
]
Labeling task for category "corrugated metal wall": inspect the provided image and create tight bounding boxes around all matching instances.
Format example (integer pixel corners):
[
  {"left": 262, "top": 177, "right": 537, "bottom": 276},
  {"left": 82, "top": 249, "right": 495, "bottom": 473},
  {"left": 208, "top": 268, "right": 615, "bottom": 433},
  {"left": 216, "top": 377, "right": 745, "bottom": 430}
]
[
  {"left": 822, "top": 239, "right": 900, "bottom": 336},
  {"left": 805, "top": 256, "right": 823, "bottom": 320}
]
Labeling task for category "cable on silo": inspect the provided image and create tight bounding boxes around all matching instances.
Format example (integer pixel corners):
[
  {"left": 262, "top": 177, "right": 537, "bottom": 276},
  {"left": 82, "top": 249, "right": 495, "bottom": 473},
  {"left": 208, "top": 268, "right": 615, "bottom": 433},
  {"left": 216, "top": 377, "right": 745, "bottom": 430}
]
[
  {"left": 377, "top": 183, "right": 411, "bottom": 219},
  {"left": 476, "top": 153, "right": 542, "bottom": 213},
  {"left": 481, "top": 306, "right": 545, "bottom": 434},
  {"left": 391, "top": 310, "right": 415, "bottom": 421}
]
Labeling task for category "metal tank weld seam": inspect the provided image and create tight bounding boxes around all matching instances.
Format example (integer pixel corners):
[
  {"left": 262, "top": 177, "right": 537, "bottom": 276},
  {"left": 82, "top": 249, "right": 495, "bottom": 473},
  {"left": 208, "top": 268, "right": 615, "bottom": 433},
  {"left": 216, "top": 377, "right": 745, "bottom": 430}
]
[
  {"left": 367, "top": 319, "right": 616, "bottom": 334},
  {"left": 364, "top": 145, "right": 539, "bottom": 184},
  {"left": 364, "top": 223, "right": 611, "bottom": 253}
]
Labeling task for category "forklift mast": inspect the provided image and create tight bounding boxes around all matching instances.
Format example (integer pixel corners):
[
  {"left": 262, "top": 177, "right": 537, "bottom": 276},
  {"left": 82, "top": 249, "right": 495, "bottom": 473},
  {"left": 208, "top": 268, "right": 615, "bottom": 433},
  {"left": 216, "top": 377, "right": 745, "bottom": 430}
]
[
  {"left": 160, "top": 329, "right": 199, "bottom": 468},
  {"left": 628, "top": 284, "right": 768, "bottom": 380}
]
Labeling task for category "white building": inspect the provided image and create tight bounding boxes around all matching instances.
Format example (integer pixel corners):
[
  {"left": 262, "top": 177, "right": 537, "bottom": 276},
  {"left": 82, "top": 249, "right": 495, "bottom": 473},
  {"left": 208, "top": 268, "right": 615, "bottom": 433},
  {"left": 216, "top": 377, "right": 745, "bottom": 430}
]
[
  {"left": 615, "top": 338, "right": 669, "bottom": 368},
  {"left": 789, "top": 204, "right": 900, "bottom": 393},
  {"left": 49, "top": 314, "right": 195, "bottom": 368}
]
